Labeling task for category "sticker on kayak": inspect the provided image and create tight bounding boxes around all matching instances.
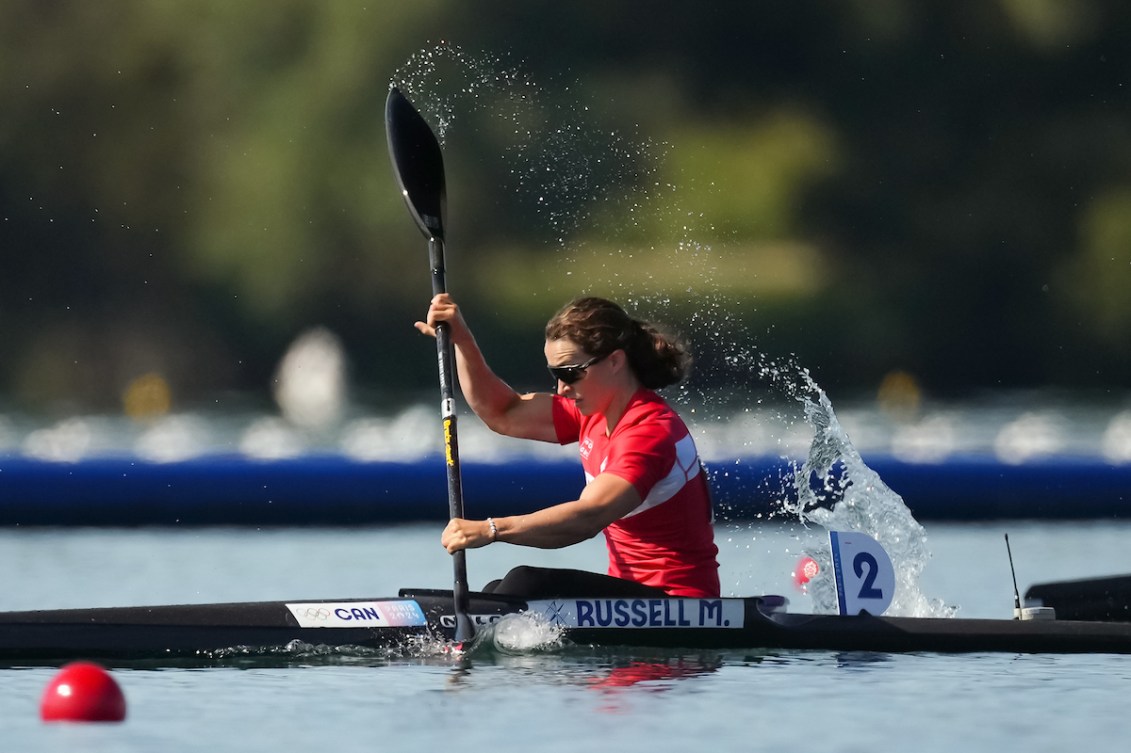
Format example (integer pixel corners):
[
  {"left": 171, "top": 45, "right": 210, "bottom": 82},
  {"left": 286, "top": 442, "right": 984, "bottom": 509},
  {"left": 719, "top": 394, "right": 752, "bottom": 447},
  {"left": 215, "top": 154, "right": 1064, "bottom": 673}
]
[
  {"left": 286, "top": 600, "right": 427, "bottom": 628},
  {"left": 525, "top": 599, "right": 745, "bottom": 629}
]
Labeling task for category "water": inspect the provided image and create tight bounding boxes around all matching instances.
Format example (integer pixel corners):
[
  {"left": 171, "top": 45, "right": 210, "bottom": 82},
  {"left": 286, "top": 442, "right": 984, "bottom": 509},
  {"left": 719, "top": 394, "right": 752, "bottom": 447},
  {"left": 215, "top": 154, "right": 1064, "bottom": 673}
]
[{"left": 3, "top": 522, "right": 1131, "bottom": 751}]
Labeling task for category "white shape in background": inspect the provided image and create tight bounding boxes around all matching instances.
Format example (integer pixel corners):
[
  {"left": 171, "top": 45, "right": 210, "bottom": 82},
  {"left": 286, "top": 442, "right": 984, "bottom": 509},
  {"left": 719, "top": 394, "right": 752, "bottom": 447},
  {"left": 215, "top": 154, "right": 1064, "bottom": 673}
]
[
  {"left": 339, "top": 405, "right": 575, "bottom": 463},
  {"left": 273, "top": 327, "right": 348, "bottom": 430},
  {"left": 1102, "top": 410, "right": 1131, "bottom": 464},
  {"left": 890, "top": 413, "right": 958, "bottom": 463},
  {"left": 23, "top": 417, "right": 94, "bottom": 461},
  {"left": 135, "top": 414, "right": 213, "bottom": 462},
  {"left": 240, "top": 416, "right": 306, "bottom": 460},
  {"left": 692, "top": 409, "right": 819, "bottom": 463},
  {"left": 339, "top": 405, "right": 440, "bottom": 462},
  {"left": 993, "top": 411, "right": 1063, "bottom": 464}
]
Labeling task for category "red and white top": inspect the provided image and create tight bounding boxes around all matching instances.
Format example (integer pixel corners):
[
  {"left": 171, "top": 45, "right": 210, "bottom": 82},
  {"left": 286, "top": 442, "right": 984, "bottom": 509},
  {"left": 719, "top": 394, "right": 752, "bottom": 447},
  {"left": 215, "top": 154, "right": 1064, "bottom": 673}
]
[{"left": 552, "top": 389, "right": 720, "bottom": 597}]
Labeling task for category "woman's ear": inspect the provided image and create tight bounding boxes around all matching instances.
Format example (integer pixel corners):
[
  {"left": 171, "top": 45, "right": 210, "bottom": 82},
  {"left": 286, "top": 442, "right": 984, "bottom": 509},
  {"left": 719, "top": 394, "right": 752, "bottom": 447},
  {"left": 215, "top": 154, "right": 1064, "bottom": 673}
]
[{"left": 609, "top": 348, "right": 629, "bottom": 375}]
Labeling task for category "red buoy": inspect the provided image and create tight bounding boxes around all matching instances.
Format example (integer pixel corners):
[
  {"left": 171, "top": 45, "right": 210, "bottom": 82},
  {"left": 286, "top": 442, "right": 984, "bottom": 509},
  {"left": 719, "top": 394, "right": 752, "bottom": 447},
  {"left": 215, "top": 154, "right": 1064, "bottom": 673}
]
[
  {"left": 40, "top": 662, "right": 127, "bottom": 723},
  {"left": 793, "top": 556, "right": 820, "bottom": 590}
]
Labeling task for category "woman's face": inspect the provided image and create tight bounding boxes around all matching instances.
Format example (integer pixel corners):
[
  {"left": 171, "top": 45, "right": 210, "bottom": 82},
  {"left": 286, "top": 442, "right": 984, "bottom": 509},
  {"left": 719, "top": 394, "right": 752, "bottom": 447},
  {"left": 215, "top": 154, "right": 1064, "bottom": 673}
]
[{"left": 545, "top": 338, "right": 614, "bottom": 416}]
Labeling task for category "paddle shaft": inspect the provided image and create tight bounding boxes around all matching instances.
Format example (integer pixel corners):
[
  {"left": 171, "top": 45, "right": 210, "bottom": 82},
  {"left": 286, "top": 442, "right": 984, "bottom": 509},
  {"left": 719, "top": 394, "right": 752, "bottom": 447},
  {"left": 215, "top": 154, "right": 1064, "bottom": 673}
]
[
  {"left": 384, "top": 86, "right": 474, "bottom": 645},
  {"left": 428, "top": 235, "right": 474, "bottom": 644}
]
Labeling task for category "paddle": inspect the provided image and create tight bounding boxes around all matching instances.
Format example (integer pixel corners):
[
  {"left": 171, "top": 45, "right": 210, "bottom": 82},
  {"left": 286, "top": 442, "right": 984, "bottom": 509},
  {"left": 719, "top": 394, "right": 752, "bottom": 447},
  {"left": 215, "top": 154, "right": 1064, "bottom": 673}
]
[{"left": 385, "top": 86, "right": 475, "bottom": 645}]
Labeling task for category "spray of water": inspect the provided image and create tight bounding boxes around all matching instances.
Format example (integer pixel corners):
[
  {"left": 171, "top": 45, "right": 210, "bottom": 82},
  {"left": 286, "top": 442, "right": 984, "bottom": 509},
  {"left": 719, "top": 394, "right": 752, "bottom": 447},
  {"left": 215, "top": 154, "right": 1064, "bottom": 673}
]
[
  {"left": 486, "top": 612, "right": 566, "bottom": 654},
  {"left": 392, "top": 41, "right": 668, "bottom": 249},
  {"left": 393, "top": 43, "right": 952, "bottom": 618},
  {"left": 783, "top": 374, "right": 955, "bottom": 617}
]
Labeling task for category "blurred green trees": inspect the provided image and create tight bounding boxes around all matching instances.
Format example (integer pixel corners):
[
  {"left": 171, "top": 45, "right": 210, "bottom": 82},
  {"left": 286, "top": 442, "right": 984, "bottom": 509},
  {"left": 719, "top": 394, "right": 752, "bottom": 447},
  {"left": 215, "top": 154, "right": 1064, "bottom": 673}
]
[{"left": 2, "top": 1, "right": 1129, "bottom": 412}]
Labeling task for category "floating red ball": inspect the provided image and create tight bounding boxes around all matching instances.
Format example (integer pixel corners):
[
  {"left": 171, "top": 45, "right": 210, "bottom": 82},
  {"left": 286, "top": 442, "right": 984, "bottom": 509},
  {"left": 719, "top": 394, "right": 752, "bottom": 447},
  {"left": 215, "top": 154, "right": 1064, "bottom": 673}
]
[
  {"left": 793, "top": 556, "right": 820, "bottom": 588},
  {"left": 40, "top": 661, "right": 127, "bottom": 723}
]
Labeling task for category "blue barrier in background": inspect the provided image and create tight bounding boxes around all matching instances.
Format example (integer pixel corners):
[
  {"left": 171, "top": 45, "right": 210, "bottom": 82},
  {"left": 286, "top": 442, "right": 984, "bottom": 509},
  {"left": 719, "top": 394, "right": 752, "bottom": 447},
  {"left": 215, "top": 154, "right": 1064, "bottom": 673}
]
[{"left": 0, "top": 454, "right": 1127, "bottom": 526}]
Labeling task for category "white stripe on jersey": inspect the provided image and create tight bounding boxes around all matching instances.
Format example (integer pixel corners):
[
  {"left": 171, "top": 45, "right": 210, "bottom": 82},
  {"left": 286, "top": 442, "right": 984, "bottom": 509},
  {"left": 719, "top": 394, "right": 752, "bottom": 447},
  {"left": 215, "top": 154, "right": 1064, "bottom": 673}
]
[{"left": 584, "top": 434, "right": 702, "bottom": 519}]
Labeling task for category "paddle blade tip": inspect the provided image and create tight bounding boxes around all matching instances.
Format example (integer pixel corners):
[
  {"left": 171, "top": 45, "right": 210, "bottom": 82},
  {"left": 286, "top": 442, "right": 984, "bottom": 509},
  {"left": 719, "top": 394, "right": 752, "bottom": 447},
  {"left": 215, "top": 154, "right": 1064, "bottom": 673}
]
[{"left": 384, "top": 85, "right": 446, "bottom": 241}]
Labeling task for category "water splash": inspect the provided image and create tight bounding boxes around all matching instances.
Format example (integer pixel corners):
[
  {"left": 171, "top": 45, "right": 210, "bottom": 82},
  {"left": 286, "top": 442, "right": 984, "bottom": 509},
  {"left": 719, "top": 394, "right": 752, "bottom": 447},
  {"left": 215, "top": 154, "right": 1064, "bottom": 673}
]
[
  {"left": 484, "top": 611, "right": 565, "bottom": 654},
  {"left": 779, "top": 372, "right": 954, "bottom": 617},
  {"left": 200, "top": 635, "right": 459, "bottom": 664}
]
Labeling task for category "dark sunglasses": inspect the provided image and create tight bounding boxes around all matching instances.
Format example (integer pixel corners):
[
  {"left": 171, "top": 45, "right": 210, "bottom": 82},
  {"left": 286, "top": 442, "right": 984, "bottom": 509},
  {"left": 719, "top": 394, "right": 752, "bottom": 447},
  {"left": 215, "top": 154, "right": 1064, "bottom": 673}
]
[{"left": 547, "top": 352, "right": 608, "bottom": 385}]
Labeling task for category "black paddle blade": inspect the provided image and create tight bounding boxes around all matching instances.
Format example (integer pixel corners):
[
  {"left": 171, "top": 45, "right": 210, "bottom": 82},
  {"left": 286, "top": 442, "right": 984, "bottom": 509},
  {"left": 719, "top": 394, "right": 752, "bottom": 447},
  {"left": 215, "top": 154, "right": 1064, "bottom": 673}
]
[{"left": 385, "top": 87, "right": 446, "bottom": 241}]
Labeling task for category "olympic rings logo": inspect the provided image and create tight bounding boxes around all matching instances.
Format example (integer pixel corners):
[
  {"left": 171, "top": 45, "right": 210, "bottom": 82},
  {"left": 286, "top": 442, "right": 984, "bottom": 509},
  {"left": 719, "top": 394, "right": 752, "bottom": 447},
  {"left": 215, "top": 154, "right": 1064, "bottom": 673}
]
[{"left": 298, "top": 607, "right": 331, "bottom": 621}]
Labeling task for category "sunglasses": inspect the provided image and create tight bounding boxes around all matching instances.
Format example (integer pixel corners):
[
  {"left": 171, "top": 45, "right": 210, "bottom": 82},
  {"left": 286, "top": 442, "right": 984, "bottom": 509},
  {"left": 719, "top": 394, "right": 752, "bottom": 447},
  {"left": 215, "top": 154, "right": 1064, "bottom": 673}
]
[{"left": 547, "top": 353, "right": 608, "bottom": 385}]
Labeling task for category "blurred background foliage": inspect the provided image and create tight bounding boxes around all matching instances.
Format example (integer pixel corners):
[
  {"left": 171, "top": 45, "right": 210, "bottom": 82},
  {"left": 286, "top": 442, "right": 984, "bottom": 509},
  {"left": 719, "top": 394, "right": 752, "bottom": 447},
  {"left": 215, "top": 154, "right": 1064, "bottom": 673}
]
[{"left": 1, "top": 0, "right": 1129, "bottom": 415}]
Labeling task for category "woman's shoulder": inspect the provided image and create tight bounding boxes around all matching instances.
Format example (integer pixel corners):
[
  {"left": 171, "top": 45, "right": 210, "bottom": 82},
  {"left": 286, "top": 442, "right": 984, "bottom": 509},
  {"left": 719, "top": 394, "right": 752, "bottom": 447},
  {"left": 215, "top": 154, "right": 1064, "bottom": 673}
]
[
  {"left": 622, "top": 389, "right": 689, "bottom": 430},
  {"left": 627, "top": 388, "right": 675, "bottom": 412}
]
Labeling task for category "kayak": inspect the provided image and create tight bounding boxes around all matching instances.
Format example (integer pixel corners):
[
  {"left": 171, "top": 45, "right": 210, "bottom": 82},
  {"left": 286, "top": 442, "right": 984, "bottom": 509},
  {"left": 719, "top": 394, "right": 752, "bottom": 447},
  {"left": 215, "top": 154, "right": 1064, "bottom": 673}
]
[
  {"left": 3, "top": 588, "right": 1131, "bottom": 664},
  {"left": 1025, "top": 574, "right": 1131, "bottom": 622}
]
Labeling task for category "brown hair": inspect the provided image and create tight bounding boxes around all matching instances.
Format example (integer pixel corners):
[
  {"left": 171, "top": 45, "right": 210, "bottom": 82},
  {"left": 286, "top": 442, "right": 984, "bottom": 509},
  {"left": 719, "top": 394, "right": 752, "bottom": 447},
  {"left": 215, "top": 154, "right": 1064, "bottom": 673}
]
[{"left": 544, "top": 297, "right": 691, "bottom": 389}]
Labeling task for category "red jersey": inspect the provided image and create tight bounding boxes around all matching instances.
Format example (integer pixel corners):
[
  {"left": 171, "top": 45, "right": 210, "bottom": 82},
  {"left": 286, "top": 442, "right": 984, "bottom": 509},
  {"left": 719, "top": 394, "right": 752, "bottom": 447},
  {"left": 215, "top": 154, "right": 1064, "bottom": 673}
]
[{"left": 551, "top": 389, "right": 720, "bottom": 597}]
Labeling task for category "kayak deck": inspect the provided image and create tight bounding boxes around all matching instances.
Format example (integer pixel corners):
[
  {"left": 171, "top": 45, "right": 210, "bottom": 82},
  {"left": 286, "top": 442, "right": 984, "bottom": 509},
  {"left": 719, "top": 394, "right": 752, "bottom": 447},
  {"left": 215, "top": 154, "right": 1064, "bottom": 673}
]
[{"left": 2, "top": 591, "right": 1131, "bottom": 664}]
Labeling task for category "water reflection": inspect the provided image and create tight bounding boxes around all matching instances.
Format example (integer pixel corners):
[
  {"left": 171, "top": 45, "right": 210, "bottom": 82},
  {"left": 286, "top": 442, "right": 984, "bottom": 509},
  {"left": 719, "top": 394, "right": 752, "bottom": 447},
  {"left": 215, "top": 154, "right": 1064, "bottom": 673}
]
[
  {"left": 438, "top": 649, "right": 724, "bottom": 700},
  {"left": 588, "top": 655, "right": 722, "bottom": 691},
  {"left": 832, "top": 651, "right": 895, "bottom": 670}
]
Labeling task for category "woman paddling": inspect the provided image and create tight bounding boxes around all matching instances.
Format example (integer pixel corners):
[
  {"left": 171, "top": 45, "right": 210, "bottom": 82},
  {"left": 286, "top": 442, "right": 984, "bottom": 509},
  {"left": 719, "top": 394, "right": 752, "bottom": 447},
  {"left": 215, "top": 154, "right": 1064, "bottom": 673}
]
[{"left": 416, "top": 294, "right": 720, "bottom": 599}]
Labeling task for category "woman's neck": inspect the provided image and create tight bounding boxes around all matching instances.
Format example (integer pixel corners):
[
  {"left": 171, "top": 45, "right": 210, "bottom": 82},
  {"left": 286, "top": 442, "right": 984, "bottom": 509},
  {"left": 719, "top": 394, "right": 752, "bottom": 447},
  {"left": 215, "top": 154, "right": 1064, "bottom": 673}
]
[{"left": 602, "top": 384, "right": 644, "bottom": 436}]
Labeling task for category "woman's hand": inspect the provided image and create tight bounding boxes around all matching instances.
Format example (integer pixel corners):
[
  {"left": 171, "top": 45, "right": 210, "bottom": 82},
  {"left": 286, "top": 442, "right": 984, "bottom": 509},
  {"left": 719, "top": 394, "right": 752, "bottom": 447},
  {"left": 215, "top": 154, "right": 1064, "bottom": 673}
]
[
  {"left": 441, "top": 518, "right": 494, "bottom": 553},
  {"left": 414, "top": 293, "right": 467, "bottom": 340}
]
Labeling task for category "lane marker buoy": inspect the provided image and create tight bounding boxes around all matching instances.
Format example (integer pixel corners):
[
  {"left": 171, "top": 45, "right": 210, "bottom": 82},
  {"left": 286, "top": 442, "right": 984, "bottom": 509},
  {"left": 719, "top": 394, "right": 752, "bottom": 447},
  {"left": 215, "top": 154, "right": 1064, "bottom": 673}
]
[
  {"left": 40, "top": 661, "right": 127, "bottom": 723},
  {"left": 793, "top": 556, "right": 820, "bottom": 590}
]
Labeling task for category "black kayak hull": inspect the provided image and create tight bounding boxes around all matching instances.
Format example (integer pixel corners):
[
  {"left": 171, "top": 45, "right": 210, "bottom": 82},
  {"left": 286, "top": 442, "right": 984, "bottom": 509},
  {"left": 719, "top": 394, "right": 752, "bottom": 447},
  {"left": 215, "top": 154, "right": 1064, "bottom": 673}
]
[
  {"left": 0, "top": 599, "right": 426, "bottom": 662},
  {"left": 1026, "top": 575, "right": 1131, "bottom": 623},
  {"left": 3, "top": 591, "right": 1131, "bottom": 664}
]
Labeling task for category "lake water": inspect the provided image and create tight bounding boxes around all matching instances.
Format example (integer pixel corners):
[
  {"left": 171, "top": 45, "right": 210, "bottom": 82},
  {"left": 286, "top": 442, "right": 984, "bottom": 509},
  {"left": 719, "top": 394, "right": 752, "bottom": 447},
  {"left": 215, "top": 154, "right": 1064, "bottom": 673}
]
[{"left": 2, "top": 521, "right": 1131, "bottom": 751}]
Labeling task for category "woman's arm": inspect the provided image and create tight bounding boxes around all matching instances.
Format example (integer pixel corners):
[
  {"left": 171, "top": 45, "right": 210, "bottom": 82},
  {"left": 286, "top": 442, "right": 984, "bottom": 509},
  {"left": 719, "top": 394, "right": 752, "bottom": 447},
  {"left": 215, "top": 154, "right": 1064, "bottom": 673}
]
[
  {"left": 415, "top": 294, "right": 558, "bottom": 442},
  {"left": 441, "top": 473, "right": 641, "bottom": 552}
]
